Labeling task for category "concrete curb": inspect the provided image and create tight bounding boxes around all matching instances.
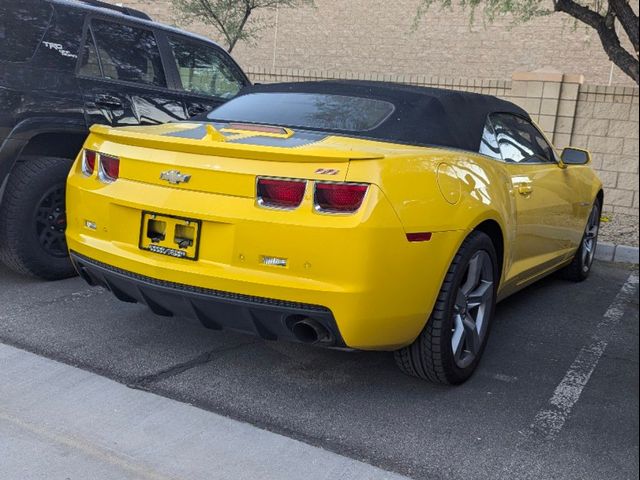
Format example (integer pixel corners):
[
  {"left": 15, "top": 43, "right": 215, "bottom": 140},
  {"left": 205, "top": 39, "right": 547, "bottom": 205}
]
[
  {"left": 595, "top": 242, "right": 640, "bottom": 264},
  {"left": 0, "top": 344, "right": 411, "bottom": 480}
]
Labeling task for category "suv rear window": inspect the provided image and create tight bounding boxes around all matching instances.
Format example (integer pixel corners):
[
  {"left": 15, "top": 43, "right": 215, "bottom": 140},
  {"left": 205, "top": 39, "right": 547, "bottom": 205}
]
[
  {"left": 169, "top": 36, "right": 244, "bottom": 99},
  {"left": 80, "top": 19, "right": 166, "bottom": 87},
  {"left": 0, "top": 1, "right": 53, "bottom": 62},
  {"left": 207, "top": 93, "right": 395, "bottom": 132}
]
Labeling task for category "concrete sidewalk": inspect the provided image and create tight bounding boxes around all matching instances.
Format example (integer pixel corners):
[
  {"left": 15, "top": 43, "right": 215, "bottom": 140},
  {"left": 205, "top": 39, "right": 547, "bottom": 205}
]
[{"left": 0, "top": 344, "right": 408, "bottom": 480}]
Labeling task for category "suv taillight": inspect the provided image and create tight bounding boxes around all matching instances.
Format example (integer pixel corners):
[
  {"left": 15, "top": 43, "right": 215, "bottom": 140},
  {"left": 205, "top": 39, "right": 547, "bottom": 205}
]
[
  {"left": 82, "top": 149, "right": 97, "bottom": 176},
  {"left": 98, "top": 154, "right": 120, "bottom": 183},
  {"left": 257, "top": 177, "right": 306, "bottom": 209},
  {"left": 314, "top": 182, "right": 368, "bottom": 214}
]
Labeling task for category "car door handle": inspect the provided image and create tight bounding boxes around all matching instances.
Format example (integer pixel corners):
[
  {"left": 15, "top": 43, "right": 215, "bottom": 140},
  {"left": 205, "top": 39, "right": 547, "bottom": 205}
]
[
  {"left": 94, "top": 95, "right": 123, "bottom": 109},
  {"left": 517, "top": 183, "right": 533, "bottom": 195}
]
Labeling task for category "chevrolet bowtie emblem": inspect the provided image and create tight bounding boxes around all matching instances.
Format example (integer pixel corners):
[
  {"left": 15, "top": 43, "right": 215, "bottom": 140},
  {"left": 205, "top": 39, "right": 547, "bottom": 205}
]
[{"left": 160, "top": 170, "right": 191, "bottom": 185}]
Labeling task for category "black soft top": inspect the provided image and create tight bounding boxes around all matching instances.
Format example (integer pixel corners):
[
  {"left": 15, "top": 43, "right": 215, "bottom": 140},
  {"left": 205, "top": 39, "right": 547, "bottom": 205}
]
[{"left": 233, "top": 81, "right": 529, "bottom": 152}]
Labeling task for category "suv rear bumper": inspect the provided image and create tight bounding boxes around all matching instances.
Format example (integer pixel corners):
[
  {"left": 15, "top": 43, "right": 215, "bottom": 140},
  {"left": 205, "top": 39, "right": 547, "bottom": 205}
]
[{"left": 70, "top": 251, "right": 346, "bottom": 347}]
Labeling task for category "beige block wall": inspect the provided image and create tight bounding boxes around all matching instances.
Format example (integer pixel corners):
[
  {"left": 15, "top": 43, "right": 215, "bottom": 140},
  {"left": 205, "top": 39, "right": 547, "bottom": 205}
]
[
  {"left": 572, "top": 86, "right": 639, "bottom": 215},
  {"left": 106, "top": 0, "right": 637, "bottom": 86}
]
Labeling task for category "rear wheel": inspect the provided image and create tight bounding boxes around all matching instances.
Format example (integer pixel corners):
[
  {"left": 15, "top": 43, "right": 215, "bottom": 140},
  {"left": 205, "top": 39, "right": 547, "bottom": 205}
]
[
  {"left": 0, "top": 156, "right": 76, "bottom": 280},
  {"left": 394, "top": 231, "right": 498, "bottom": 384},
  {"left": 560, "top": 199, "right": 601, "bottom": 282}
]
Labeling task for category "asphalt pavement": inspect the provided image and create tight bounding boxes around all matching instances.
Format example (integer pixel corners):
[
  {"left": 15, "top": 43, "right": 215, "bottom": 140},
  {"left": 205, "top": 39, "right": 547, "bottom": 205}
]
[{"left": 0, "top": 260, "right": 638, "bottom": 480}]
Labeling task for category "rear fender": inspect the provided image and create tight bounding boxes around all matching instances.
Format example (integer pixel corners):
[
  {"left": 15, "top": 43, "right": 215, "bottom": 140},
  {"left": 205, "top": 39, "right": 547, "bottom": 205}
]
[{"left": 347, "top": 150, "right": 514, "bottom": 291}]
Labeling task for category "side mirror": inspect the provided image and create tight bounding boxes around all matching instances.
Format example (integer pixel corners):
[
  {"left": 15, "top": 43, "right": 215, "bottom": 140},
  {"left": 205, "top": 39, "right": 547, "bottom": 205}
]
[{"left": 561, "top": 147, "right": 591, "bottom": 165}]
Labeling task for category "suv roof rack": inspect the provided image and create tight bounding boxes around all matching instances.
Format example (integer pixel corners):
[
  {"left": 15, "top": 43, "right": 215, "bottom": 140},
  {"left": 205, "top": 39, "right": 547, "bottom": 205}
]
[{"left": 72, "top": 0, "right": 153, "bottom": 21}]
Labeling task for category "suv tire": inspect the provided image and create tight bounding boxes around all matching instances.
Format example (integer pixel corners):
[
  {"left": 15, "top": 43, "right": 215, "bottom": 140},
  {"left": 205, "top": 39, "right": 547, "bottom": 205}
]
[
  {"left": 394, "top": 231, "right": 498, "bottom": 384},
  {"left": 0, "top": 156, "right": 76, "bottom": 280}
]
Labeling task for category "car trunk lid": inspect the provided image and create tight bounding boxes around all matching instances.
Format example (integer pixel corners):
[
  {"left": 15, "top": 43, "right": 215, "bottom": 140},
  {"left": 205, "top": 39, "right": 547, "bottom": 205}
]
[{"left": 87, "top": 122, "right": 384, "bottom": 197}]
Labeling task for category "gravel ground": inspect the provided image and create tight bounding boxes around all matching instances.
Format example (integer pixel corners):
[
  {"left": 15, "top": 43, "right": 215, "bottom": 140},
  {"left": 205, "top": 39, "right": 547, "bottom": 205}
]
[{"left": 600, "top": 212, "right": 639, "bottom": 247}]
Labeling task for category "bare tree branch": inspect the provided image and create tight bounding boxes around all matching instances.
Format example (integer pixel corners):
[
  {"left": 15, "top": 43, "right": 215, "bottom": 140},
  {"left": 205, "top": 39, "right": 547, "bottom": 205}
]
[
  {"left": 608, "top": 0, "right": 639, "bottom": 54},
  {"left": 227, "top": 1, "right": 253, "bottom": 52},
  {"left": 554, "top": 0, "right": 639, "bottom": 83},
  {"left": 197, "top": 0, "right": 232, "bottom": 47},
  {"left": 174, "top": 0, "right": 313, "bottom": 53}
]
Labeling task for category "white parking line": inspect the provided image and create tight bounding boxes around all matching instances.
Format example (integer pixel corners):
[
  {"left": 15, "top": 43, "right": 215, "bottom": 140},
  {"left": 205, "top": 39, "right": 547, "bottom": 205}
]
[{"left": 526, "top": 272, "right": 639, "bottom": 441}]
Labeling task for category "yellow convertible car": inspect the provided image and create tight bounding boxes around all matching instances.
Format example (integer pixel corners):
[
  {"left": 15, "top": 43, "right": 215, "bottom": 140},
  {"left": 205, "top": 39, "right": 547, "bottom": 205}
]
[{"left": 66, "top": 81, "right": 602, "bottom": 384}]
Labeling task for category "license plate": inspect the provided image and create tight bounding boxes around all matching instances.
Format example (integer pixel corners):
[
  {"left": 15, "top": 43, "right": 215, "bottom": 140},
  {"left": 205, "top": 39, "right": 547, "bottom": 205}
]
[{"left": 139, "top": 212, "right": 201, "bottom": 260}]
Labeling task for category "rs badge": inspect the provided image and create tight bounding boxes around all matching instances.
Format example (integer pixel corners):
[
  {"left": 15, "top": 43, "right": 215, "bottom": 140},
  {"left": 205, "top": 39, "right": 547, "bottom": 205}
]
[
  {"left": 160, "top": 170, "right": 191, "bottom": 185},
  {"left": 315, "top": 168, "right": 340, "bottom": 175}
]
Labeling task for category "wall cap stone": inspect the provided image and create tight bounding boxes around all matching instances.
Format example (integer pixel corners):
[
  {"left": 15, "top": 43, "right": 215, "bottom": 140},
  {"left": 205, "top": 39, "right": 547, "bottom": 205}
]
[
  {"left": 512, "top": 68, "right": 584, "bottom": 84},
  {"left": 563, "top": 74, "right": 585, "bottom": 84}
]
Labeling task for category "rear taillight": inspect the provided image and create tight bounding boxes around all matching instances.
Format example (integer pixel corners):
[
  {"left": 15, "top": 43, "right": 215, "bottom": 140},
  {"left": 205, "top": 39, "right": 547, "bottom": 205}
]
[
  {"left": 99, "top": 154, "right": 120, "bottom": 183},
  {"left": 314, "top": 182, "right": 368, "bottom": 214},
  {"left": 82, "top": 149, "right": 97, "bottom": 176},
  {"left": 257, "top": 177, "right": 306, "bottom": 209}
]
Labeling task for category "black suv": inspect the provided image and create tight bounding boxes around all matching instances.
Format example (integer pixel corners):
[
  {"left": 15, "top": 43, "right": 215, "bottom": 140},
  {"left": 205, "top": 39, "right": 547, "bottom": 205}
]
[{"left": 0, "top": 0, "right": 250, "bottom": 279}]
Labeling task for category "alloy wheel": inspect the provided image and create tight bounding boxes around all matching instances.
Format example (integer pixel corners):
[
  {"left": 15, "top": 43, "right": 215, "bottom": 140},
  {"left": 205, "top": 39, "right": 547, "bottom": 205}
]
[
  {"left": 33, "top": 184, "right": 68, "bottom": 258},
  {"left": 451, "top": 251, "right": 495, "bottom": 369},
  {"left": 581, "top": 204, "right": 600, "bottom": 273}
]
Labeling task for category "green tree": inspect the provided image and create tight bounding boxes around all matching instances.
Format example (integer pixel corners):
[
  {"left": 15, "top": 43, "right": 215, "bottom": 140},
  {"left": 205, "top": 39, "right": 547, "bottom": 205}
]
[
  {"left": 173, "top": 0, "right": 314, "bottom": 53},
  {"left": 416, "top": 0, "right": 639, "bottom": 85}
]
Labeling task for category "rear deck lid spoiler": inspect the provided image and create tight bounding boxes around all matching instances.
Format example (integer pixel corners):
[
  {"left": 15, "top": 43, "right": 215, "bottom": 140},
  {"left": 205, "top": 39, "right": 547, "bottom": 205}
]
[{"left": 89, "top": 123, "right": 385, "bottom": 163}]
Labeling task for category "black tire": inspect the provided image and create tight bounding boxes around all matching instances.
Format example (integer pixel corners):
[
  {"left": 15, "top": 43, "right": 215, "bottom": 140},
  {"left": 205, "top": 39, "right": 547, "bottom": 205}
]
[
  {"left": 0, "top": 156, "right": 76, "bottom": 280},
  {"left": 560, "top": 199, "right": 601, "bottom": 283},
  {"left": 394, "top": 231, "right": 499, "bottom": 384}
]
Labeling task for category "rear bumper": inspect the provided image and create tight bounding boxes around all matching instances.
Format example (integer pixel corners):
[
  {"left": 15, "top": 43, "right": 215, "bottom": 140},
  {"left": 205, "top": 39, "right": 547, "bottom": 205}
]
[
  {"left": 66, "top": 166, "right": 466, "bottom": 350},
  {"left": 71, "top": 251, "right": 346, "bottom": 347}
]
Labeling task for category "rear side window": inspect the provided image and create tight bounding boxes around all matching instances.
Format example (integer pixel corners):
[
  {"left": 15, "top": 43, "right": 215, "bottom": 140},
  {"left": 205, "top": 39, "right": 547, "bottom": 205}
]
[
  {"left": 489, "top": 113, "right": 555, "bottom": 164},
  {"left": 479, "top": 119, "right": 502, "bottom": 161},
  {"left": 0, "top": 1, "right": 53, "bottom": 62},
  {"left": 208, "top": 93, "right": 395, "bottom": 132},
  {"left": 169, "top": 36, "right": 244, "bottom": 99},
  {"left": 79, "top": 19, "right": 166, "bottom": 87}
]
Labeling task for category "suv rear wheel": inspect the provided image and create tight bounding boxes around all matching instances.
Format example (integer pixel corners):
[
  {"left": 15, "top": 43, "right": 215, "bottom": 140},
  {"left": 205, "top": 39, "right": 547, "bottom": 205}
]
[{"left": 0, "top": 156, "right": 76, "bottom": 280}]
